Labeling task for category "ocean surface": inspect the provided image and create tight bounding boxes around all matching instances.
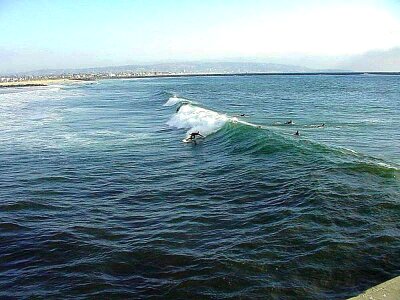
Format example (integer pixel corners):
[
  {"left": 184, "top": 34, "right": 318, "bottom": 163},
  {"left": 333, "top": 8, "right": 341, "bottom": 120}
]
[{"left": 0, "top": 75, "right": 399, "bottom": 299}]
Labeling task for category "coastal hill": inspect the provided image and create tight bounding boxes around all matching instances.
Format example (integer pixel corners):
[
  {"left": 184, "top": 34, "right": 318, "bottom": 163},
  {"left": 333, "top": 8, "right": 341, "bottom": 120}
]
[{"left": 15, "top": 62, "right": 347, "bottom": 76}]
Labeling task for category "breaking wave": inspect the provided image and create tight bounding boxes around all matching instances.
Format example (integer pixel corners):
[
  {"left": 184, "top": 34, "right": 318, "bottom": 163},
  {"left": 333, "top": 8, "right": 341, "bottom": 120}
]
[
  {"left": 163, "top": 96, "right": 192, "bottom": 107},
  {"left": 163, "top": 95, "right": 399, "bottom": 179},
  {"left": 167, "top": 104, "right": 229, "bottom": 136},
  {"left": 164, "top": 94, "right": 260, "bottom": 137}
]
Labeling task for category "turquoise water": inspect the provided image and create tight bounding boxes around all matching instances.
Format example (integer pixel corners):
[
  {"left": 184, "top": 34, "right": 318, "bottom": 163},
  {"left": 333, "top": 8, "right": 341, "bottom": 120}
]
[{"left": 0, "top": 75, "right": 399, "bottom": 299}]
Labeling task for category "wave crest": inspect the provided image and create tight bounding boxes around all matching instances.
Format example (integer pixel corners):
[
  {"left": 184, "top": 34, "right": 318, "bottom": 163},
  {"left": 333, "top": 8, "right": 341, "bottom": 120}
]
[
  {"left": 163, "top": 96, "right": 191, "bottom": 107},
  {"left": 167, "top": 104, "right": 229, "bottom": 136}
]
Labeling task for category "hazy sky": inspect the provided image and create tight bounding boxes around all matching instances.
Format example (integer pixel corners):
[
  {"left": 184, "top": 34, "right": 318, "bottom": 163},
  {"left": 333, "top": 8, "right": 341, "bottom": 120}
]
[{"left": 1, "top": 0, "right": 400, "bottom": 73}]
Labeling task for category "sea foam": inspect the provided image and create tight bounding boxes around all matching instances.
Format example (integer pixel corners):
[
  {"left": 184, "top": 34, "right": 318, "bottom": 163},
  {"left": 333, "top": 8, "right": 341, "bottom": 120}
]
[
  {"left": 163, "top": 96, "right": 191, "bottom": 107},
  {"left": 167, "top": 104, "right": 228, "bottom": 136}
]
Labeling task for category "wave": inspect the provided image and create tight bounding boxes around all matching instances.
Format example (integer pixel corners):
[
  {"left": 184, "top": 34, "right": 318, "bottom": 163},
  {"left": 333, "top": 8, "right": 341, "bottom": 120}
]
[
  {"left": 163, "top": 95, "right": 399, "bottom": 178},
  {"left": 0, "top": 200, "right": 64, "bottom": 211},
  {"left": 339, "top": 161, "right": 399, "bottom": 178},
  {"left": 221, "top": 123, "right": 399, "bottom": 178},
  {"left": 167, "top": 104, "right": 229, "bottom": 136},
  {"left": 163, "top": 96, "right": 192, "bottom": 107},
  {"left": 0, "top": 85, "right": 81, "bottom": 112},
  {"left": 164, "top": 94, "right": 260, "bottom": 137}
]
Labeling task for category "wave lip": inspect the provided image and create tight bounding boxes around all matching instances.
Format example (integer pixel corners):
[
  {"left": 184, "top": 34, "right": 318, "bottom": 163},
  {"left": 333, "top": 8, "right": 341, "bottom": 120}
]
[
  {"left": 163, "top": 96, "right": 191, "bottom": 107},
  {"left": 167, "top": 104, "right": 229, "bottom": 136}
]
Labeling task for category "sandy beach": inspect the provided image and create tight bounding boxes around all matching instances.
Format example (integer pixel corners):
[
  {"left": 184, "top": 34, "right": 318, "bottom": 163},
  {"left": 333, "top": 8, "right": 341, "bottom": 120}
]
[{"left": 0, "top": 79, "right": 88, "bottom": 88}]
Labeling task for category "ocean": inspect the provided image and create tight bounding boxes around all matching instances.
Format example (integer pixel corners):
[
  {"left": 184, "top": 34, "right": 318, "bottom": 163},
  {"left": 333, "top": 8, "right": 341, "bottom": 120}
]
[{"left": 0, "top": 75, "right": 399, "bottom": 299}]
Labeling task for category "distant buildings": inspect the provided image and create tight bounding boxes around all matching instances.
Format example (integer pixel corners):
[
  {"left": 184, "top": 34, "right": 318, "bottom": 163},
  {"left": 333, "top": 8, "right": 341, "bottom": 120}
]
[{"left": 0, "top": 71, "right": 178, "bottom": 83}]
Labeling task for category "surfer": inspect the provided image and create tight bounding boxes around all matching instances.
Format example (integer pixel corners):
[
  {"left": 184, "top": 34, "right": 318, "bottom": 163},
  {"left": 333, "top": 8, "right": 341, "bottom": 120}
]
[
  {"left": 285, "top": 120, "right": 293, "bottom": 125},
  {"left": 176, "top": 103, "right": 184, "bottom": 112},
  {"left": 294, "top": 130, "right": 300, "bottom": 136},
  {"left": 188, "top": 131, "right": 204, "bottom": 140},
  {"left": 176, "top": 102, "right": 189, "bottom": 112},
  {"left": 318, "top": 123, "right": 325, "bottom": 128}
]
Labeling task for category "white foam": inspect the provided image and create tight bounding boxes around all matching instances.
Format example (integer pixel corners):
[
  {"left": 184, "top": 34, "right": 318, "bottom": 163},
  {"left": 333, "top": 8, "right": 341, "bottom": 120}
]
[
  {"left": 0, "top": 86, "right": 78, "bottom": 111},
  {"left": 375, "top": 161, "right": 399, "bottom": 171},
  {"left": 163, "top": 96, "right": 190, "bottom": 107},
  {"left": 167, "top": 104, "right": 228, "bottom": 136},
  {"left": 235, "top": 118, "right": 260, "bottom": 128}
]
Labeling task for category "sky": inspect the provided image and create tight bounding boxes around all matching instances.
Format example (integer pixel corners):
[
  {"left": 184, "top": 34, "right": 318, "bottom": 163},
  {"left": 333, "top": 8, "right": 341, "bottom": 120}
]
[{"left": 1, "top": 0, "right": 400, "bottom": 73}]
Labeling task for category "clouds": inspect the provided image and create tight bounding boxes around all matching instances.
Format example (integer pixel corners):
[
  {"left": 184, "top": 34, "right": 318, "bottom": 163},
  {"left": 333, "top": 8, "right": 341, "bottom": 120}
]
[
  {"left": 169, "top": 2, "right": 400, "bottom": 58},
  {"left": 337, "top": 48, "right": 400, "bottom": 71}
]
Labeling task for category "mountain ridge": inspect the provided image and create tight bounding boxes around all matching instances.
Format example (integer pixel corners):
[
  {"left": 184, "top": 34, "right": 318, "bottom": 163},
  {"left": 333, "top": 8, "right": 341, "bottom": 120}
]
[{"left": 12, "top": 62, "right": 349, "bottom": 76}]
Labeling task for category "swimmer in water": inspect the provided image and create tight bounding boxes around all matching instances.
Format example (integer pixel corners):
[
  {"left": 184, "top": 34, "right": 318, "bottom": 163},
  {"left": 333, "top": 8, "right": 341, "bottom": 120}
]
[
  {"left": 294, "top": 130, "right": 300, "bottom": 136},
  {"left": 285, "top": 120, "right": 293, "bottom": 125}
]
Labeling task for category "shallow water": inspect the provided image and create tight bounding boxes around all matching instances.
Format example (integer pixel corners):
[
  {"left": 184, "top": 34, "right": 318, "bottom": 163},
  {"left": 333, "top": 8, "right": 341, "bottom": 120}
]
[{"left": 0, "top": 75, "right": 399, "bottom": 299}]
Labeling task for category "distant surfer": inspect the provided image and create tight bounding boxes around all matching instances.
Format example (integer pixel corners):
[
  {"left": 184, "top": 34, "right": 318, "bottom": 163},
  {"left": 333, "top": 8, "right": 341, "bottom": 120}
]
[
  {"left": 309, "top": 123, "right": 325, "bottom": 128},
  {"left": 233, "top": 113, "right": 248, "bottom": 117},
  {"left": 176, "top": 103, "right": 187, "bottom": 112},
  {"left": 294, "top": 130, "right": 300, "bottom": 136},
  {"left": 188, "top": 131, "right": 204, "bottom": 140},
  {"left": 285, "top": 120, "right": 293, "bottom": 125},
  {"left": 176, "top": 102, "right": 189, "bottom": 112}
]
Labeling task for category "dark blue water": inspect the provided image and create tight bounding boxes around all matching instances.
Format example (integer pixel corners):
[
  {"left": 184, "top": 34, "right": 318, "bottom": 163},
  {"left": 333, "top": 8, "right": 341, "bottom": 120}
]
[{"left": 0, "top": 75, "right": 399, "bottom": 299}]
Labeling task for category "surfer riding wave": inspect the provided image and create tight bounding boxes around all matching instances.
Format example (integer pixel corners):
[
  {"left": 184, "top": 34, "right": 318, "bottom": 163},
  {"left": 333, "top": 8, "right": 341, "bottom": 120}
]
[{"left": 164, "top": 96, "right": 261, "bottom": 143}]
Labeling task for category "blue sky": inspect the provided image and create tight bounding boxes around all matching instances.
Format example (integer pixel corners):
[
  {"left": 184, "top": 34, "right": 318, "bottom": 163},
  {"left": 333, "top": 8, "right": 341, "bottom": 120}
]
[{"left": 1, "top": 0, "right": 400, "bottom": 72}]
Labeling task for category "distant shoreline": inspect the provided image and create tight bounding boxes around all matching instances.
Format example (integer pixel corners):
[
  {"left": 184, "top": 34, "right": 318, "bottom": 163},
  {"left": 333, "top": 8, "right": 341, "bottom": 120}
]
[
  {"left": 1, "top": 72, "right": 400, "bottom": 88},
  {"left": 0, "top": 83, "right": 47, "bottom": 88},
  {"left": 0, "top": 79, "right": 89, "bottom": 88},
  {"left": 124, "top": 71, "right": 400, "bottom": 79}
]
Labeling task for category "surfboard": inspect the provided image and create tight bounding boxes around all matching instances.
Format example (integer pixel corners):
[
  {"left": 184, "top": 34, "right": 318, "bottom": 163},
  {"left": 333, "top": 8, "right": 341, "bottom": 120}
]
[
  {"left": 182, "top": 136, "right": 204, "bottom": 143},
  {"left": 182, "top": 138, "right": 194, "bottom": 143}
]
